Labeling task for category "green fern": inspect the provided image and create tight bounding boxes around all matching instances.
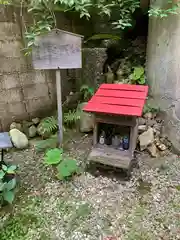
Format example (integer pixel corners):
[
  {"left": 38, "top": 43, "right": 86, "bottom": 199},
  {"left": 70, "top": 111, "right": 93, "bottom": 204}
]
[
  {"left": 37, "top": 116, "right": 58, "bottom": 137},
  {"left": 64, "top": 110, "right": 80, "bottom": 127}
]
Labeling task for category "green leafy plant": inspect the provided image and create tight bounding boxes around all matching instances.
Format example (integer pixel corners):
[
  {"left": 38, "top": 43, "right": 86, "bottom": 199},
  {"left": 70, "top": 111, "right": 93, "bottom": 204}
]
[
  {"left": 44, "top": 148, "right": 63, "bottom": 165},
  {"left": 43, "top": 148, "right": 79, "bottom": 180},
  {"left": 80, "top": 85, "right": 94, "bottom": 102},
  {"left": 38, "top": 116, "right": 58, "bottom": 137},
  {"left": 0, "top": 164, "right": 17, "bottom": 204},
  {"left": 5, "top": 0, "right": 180, "bottom": 55},
  {"left": 148, "top": 1, "right": 180, "bottom": 18},
  {"left": 129, "top": 66, "right": 145, "bottom": 85},
  {"left": 64, "top": 109, "right": 80, "bottom": 127},
  {"left": 56, "top": 159, "right": 79, "bottom": 180},
  {"left": 143, "top": 103, "right": 160, "bottom": 114}
]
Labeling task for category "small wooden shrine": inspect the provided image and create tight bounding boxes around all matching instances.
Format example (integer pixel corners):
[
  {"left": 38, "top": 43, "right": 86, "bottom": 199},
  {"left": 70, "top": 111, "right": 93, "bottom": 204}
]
[{"left": 83, "top": 83, "right": 148, "bottom": 170}]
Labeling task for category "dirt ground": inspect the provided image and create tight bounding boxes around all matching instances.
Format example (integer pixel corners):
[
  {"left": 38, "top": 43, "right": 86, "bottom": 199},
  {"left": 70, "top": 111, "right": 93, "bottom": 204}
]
[{"left": 1, "top": 131, "right": 180, "bottom": 240}]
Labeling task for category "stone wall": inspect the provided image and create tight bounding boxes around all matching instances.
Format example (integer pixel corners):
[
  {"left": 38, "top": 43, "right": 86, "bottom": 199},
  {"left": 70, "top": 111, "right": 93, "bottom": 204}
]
[
  {"left": 146, "top": 0, "right": 180, "bottom": 151},
  {"left": 0, "top": 6, "right": 106, "bottom": 131},
  {"left": 0, "top": 6, "right": 59, "bottom": 131}
]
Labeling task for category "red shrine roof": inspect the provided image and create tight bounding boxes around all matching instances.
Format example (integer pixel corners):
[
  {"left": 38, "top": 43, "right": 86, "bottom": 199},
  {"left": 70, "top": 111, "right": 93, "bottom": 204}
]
[{"left": 83, "top": 83, "right": 148, "bottom": 117}]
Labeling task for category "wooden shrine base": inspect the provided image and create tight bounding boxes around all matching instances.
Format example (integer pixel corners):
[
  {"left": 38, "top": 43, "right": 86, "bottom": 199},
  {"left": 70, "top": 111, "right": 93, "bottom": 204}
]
[{"left": 88, "top": 144, "right": 132, "bottom": 170}]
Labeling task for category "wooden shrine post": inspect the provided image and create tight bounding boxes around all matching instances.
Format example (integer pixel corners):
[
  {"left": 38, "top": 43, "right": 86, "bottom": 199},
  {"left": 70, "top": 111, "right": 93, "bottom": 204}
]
[{"left": 32, "top": 29, "right": 83, "bottom": 147}]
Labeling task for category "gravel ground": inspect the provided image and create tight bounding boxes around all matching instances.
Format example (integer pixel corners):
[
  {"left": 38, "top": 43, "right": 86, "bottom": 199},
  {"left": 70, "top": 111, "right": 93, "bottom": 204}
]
[{"left": 1, "top": 133, "right": 180, "bottom": 240}]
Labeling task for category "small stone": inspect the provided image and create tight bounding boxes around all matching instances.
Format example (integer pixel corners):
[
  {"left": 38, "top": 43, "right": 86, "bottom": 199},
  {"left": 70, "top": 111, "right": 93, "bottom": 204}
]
[
  {"left": 138, "top": 125, "right": 147, "bottom": 133},
  {"left": 138, "top": 127, "right": 154, "bottom": 151},
  {"left": 10, "top": 122, "right": 22, "bottom": 131},
  {"left": 146, "top": 119, "right": 157, "bottom": 127},
  {"left": 153, "top": 123, "right": 161, "bottom": 132},
  {"left": 138, "top": 117, "right": 146, "bottom": 125},
  {"left": 9, "top": 129, "right": 28, "bottom": 149},
  {"left": 32, "top": 117, "right": 40, "bottom": 125},
  {"left": 147, "top": 143, "right": 158, "bottom": 158},
  {"left": 144, "top": 112, "right": 153, "bottom": 120},
  {"left": 28, "top": 125, "right": 37, "bottom": 138},
  {"left": 160, "top": 137, "right": 172, "bottom": 148},
  {"left": 156, "top": 141, "right": 167, "bottom": 151}
]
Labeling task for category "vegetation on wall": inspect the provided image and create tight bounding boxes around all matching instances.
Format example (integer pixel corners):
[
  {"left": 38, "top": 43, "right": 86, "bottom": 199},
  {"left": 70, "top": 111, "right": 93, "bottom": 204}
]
[{"left": 2, "top": 0, "right": 180, "bottom": 54}]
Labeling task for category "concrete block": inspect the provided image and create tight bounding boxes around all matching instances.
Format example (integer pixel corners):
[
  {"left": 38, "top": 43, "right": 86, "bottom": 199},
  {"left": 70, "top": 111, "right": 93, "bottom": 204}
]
[
  {"left": 8, "top": 101, "right": 26, "bottom": 116},
  {"left": 0, "top": 6, "right": 14, "bottom": 22},
  {"left": 0, "top": 41, "right": 23, "bottom": 58},
  {"left": 0, "top": 22, "right": 21, "bottom": 40},
  {"left": 19, "top": 72, "right": 36, "bottom": 86},
  {"left": 0, "top": 57, "right": 30, "bottom": 73},
  {"left": 19, "top": 71, "right": 47, "bottom": 86},
  {"left": 22, "top": 83, "right": 49, "bottom": 100},
  {"left": 1, "top": 73, "right": 20, "bottom": 89},
  {"left": 25, "top": 97, "right": 52, "bottom": 114},
  {"left": 0, "top": 102, "right": 9, "bottom": 118},
  {"left": 0, "top": 88, "right": 23, "bottom": 103},
  {"left": 34, "top": 71, "right": 47, "bottom": 84}
]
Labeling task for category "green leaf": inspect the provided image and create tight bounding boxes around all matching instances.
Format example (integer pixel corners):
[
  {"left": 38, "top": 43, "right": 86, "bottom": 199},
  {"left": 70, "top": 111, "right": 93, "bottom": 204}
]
[
  {"left": 5, "top": 178, "right": 16, "bottom": 191},
  {"left": 57, "top": 159, "right": 78, "bottom": 180},
  {"left": 139, "top": 76, "right": 145, "bottom": 85},
  {"left": 89, "top": 87, "right": 94, "bottom": 95},
  {"left": 7, "top": 165, "right": 17, "bottom": 174},
  {"left": 0, "top": 170, "right": 5, "bottom": 180},
  {"left": 0, "top": 182, "right": 5, "bottom": 191},
  {"left": 3, "top": 190, "right": 15, "bottom": 204},
  {"left": 134, "top": 67, "right": 144, "bottom": 79},
  {"left": 44, "top": 148, "right": 63, "bottom": 165},
  {"left": 2, "top": 165, "right": 7, "bottom": 171}
]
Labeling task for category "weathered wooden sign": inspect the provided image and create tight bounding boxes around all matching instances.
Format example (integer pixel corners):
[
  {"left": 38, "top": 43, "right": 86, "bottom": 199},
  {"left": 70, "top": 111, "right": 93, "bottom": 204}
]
[
  {"left": 32, "top": 29, "right": 83, "bottom": 70},
  {"left": 32, "top": 29, "right": 83, "bottom": 147}
]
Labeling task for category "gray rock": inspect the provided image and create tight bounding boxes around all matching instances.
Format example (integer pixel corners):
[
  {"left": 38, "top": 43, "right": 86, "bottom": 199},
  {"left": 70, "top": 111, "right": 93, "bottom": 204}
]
[
  {"left": 148, "top": 143, "right": 158, "bottom": 158},
  {"left": 78, "top": 102, "right": 94, "bottom": 133},
  {"left": 10, "top": 122, "right": 22, "bottom": 131},
  {"left": 138, "top": 117, "right": 146, "bottom": 125},
  {"left": 156, "top": 141, "right": 167, "bottom": 151},
  {"left": 139, "top": 127, "right": 154, "bottom": 151},
  {"left": 146, "top": 119, "right": 157, "bottom": 127},
  {"left": 138, "top": 125, "right": 147, "bottom": 133},
  {"left": 9, "top": 129, "right": 28, "bottom": 149},
  {"left": 28, "top": 125, "right": 37, "bottom": 138},
  {"left": 144, "top": 112, "right": 153, "bottom": 120},
  {"left": 32, "top": 117, "right": 40, "bottom": 125}
]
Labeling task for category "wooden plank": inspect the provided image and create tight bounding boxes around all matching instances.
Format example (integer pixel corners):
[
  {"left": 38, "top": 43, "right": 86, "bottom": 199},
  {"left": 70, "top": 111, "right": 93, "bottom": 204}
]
[
  {"left": 84, "top": 102, "right": 142, "bottom": 116},
  {"left": 90, "top": 96, "right": 145, "bottom": 107},
  {"left": 100, "top": 83, "right": 148, "bottom": 93},
  {"left": 96, "top": 88, "right": 148, "bottom": 99},
  {"left": 130, "top": 118, "right": 138, "bottom": 155},
  {"left": 56, "top": 70, "right": 63, "bottom": 147},
  {"left": 95, "top": 114, "right": 136, "bottom": 126},
  {"left": 88, "top": 145, "right": 131, "bottom": 169},
  {"left": 93, "top": 120, "right": 98, "bottom": 145}
]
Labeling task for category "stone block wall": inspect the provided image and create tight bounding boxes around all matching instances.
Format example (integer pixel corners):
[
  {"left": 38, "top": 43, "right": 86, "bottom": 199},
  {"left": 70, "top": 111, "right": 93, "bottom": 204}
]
[
  {"left": 0, "top": 6, "right": 57, "bottom": 130},
  {"left": 0, "top": 6, "right": 106, "bottom": 131}
]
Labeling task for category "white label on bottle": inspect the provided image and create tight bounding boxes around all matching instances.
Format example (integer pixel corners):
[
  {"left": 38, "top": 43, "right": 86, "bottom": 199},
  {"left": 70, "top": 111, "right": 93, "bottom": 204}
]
[{"left": 99, "top": 136, "right": 105, "bottom": 145}]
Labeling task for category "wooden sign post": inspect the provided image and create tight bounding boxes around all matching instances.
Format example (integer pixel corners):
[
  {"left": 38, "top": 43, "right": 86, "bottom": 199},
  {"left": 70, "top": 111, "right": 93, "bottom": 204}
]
[{"left": 32, "top": 29, "right": 83, "bottom": 147}]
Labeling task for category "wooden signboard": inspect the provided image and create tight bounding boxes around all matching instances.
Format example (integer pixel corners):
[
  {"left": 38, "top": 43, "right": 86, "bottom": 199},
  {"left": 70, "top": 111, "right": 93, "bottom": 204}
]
[
  {"left": 32, "top": 29, "right": 83, "bottom": 146},
  {"left": 32, "top": 29, "right": 83, "bottom": 70}
]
